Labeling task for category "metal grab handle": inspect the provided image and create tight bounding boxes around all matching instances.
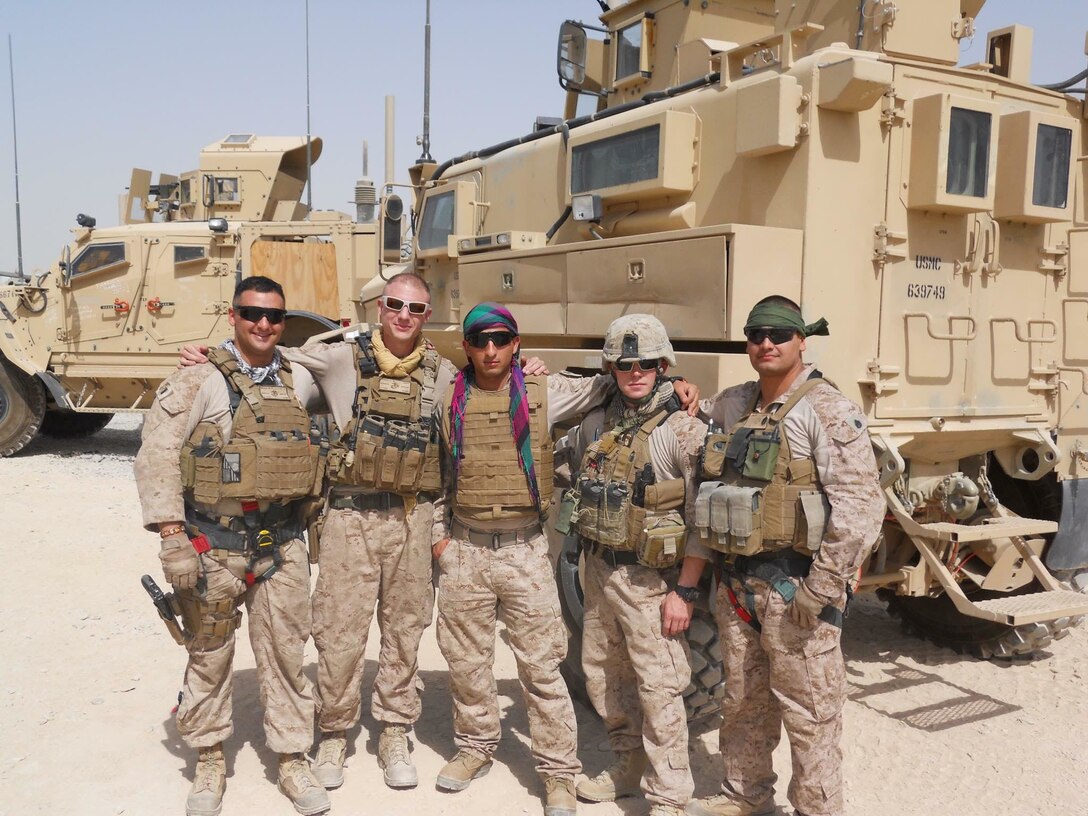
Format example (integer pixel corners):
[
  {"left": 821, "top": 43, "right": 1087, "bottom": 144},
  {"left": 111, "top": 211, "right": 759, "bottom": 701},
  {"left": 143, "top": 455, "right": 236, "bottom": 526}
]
[
  {"left": 904, "top": 312, "right": 976, "bottom": 341},
  {"left": 989, "top": 317, "right": 1057, "bottom": 344}
]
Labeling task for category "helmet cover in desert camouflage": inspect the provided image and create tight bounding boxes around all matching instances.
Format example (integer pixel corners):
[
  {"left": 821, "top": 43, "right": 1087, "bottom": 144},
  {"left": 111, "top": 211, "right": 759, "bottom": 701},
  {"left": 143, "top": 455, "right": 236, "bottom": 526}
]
[{"left": 602, "top": 314, "right": 677, "bottom": 366}]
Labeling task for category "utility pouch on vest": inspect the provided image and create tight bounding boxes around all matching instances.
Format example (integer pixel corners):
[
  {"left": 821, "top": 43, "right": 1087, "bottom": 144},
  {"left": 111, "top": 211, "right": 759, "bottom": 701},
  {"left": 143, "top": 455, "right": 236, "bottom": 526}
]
[
  {"left": 795, "top": 490, "right": 831, "bottom": 555},
  {"left": 633, "top": 509, "right": 686, "bottom": 569},
  {"left": 742, "top": 433, "right": 780, "bottom": 482},
  {"left": 353, "top": 415, "right": 385, "bottom": 485},
  {"left": 250, "top": 434, "right": 317, "bottom": 500},
  {"left": 555, "top": 488, "right": 577, "bottom": 535},
  {"left": 599, "top": 482, "right": 631, "bottom": 549},
  {"left": 644, "top": 478, "right": 684, "bottom": 512},
  {"left": 727, "top": 485, "right": 763, "bottom": 554},
  {"left": 376, "top": 421, "right": 409, "bottom": 490},
  {"left": 694, "top": 480, "right": 719, "bottom": 539},
  {"left": 725, "top": 427, "right": 754, "bottom": 472},
  {"left": 701, "top": 433, "right": 729, "bottom": 479},
  {"left": 573, "top": 475, "right": 604, "bottom": 543},
  {"left": 709, "top": 484, "right": 731, "bottom": 551}
]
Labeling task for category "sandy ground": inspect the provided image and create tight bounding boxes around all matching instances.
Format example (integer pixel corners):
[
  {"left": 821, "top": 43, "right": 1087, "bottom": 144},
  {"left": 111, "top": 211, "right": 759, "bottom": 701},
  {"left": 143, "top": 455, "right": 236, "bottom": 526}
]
[{"left": 1, "top": 414, "right": 1086, "bottom": 816}]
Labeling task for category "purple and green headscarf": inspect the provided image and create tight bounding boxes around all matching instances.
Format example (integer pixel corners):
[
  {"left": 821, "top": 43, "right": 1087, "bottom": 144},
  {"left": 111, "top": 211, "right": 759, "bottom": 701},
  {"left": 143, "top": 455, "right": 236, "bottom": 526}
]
[{"left": 448, "top": 302, "right": 541, "bottom": 512}]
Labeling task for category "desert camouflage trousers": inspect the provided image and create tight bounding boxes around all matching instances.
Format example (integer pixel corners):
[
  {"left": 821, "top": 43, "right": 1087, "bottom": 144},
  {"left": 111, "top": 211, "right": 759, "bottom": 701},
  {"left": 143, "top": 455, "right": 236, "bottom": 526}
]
[
  {"left": 714, "top": 574, "right": 847, "bottom": 816},
  {"left": 582, "top": 553, "right": 693, "bottom": 808},
  {"left": 175, "top": 538, "right": 314, "bottom": 754},
  {"left": 311, "top": 501, "right": 435, "bottom": 732},
  {"left": 436, "top": 529, "right": 580, "bottom": 779}
]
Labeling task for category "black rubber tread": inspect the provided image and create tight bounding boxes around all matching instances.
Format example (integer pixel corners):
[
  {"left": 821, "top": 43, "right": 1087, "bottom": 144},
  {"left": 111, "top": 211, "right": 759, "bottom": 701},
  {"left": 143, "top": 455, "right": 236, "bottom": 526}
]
[
  {"left": 39, "top": 410, "right": 115, "bottom": 438},
  {"left": 555, "top": 534, "right": 726, "bottom": 722},
  {"left": 0, "top": 356, "right": 46, "bottom": 456}
]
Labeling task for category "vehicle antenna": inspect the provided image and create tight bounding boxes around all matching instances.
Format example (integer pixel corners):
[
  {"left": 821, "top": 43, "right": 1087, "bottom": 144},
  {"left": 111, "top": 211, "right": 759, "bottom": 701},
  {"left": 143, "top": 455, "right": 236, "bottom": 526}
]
[
  {"left": 8, "top": 34, "right": 24, "bottom": 280},
  {"left": 304, "top": 0, "right": 314, "bottom": 213},
  {"left": 418, "top": 0, "right": 434, "bottom": 162}
]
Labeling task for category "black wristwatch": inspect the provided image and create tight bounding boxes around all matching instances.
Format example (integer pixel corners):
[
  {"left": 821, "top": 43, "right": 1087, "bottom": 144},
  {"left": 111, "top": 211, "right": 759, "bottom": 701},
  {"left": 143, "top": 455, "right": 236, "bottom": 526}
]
[{"left": 673, "top": 584, "right": 699, "bottom": 603}]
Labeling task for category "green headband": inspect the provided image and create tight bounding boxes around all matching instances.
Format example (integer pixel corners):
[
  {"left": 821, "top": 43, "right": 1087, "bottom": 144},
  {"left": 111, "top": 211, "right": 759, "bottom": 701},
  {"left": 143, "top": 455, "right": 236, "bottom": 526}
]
[{"left": 743, "top": 302, "right": 829, "bottom": 338}]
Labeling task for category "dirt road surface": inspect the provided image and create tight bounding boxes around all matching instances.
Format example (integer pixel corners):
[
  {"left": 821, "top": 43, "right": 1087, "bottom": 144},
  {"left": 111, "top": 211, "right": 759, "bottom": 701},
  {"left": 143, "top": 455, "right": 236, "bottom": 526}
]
[{"left": 1, "top": 415, "right": 1085, "bottom": 815}]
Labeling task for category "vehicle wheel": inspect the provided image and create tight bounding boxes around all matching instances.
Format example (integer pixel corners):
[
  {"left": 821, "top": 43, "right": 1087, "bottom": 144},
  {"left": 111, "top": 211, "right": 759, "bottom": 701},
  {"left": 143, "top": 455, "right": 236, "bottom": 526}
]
[
  {"left": 39, "top": 410, "right": 115, "bottom": 438},
  {"left": 0, "top": 357, "right": 46, "bottom": 456},
  {"left": 881, "top": 588, "right": 1072, "bottom": 659},
  {"left": 555, "top": 534, "right": 725, "bottom": 722}
]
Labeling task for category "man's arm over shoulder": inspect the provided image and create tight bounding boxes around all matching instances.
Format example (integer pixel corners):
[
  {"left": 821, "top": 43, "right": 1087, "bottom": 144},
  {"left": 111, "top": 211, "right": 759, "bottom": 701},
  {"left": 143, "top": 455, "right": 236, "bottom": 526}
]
[
  {"left": 134, "top": 365, "right": 219, "bottom": 532},
  {"left": 281, "top": 340, "right": 354, "bottom": 383},
  {"left": 804, "top": 384, "right": 885, "bottom": 603},
  {"left": 547, "top": 371, "right": 612, "bottom": 428}
]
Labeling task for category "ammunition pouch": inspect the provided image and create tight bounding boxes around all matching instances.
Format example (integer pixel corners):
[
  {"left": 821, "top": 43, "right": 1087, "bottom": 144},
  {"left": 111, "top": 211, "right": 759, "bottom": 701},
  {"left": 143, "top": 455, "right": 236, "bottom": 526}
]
[
  {"left": 183, "top": 430, "right": 318, "bottom": 506},
  {"left": 695, "top": 481, "right": 829, "bottom": 556},
  {"left": 574, "top": 473, "right": 687, "bottom": 569},
  {"left": 328, "top": 416, "right": 441, "bottom": 494},
  {"left": 175, "top": 592, "right": 242, "bottom": 652}
]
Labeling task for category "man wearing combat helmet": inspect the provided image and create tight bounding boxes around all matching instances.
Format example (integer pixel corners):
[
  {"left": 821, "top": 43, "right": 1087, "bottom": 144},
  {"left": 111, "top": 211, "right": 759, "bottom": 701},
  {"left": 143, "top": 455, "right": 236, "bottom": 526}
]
[
  {"left": 561, "top": 314, "right": 710, "bottom": 816},
  {"left": 136, "top": 276, "right": 329, "bottom": 816},
  {"left": 685, "top": 296, "right": 884, "bottom": 816}
]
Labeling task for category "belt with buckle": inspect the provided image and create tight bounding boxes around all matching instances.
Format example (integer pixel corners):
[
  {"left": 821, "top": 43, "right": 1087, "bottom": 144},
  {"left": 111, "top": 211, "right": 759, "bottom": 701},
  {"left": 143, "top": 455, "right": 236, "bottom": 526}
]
[
  {"left": 583, "top": 538, "right": 640, "bottom": 567},
  {"left": 452, "top": 519, "right": 542, "bottom": 550},
  {"left": 330, "top": 492, "right": 405, "bottom": 512}
]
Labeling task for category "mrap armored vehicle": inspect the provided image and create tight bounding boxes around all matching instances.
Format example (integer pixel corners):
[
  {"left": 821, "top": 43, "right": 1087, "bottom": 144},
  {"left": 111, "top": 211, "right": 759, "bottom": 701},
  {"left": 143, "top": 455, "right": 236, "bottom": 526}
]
[
  {"left": 409, "top": 0, "right": 1088, "bottom": 712},
  {"left": 0, "top": 134, "right": 400, "bottom": 456}
]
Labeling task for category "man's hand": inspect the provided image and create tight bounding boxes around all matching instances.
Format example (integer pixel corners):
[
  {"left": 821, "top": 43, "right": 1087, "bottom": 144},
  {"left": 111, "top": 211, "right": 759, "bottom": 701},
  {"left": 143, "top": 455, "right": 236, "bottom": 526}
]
[
  {"left": 789, "top": 581, "right": 825, "bottom": 628},
  {"left": 661, "top": 591, "right": 693, "bottom": 636},
  {"left": 672, "top": 379, "right": 701, "bottom": 417},
  {"left": 159, "top": 532, "right": 201, "bottom": 590},
  {"left": 521, "top": 356, "right": 549, "bottom": 376},
  {"left": 178, "top": 344, "right": 210, "bottom": 368}
]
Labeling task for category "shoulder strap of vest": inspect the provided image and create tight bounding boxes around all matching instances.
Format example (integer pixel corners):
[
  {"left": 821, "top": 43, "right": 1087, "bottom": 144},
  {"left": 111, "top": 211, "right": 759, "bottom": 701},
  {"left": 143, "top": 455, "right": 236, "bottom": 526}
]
[
  {"left": 769, "top": 375, "right": 827, "bottom": 423},
  {"left": 418, "top": 347, "right": 441, "bottom": 420},
  {"left": 206, "top": 347, "right": 247, "bottom": 417},
  {"left": 355, "top": 331, "right": 378, "bottom": 377}
]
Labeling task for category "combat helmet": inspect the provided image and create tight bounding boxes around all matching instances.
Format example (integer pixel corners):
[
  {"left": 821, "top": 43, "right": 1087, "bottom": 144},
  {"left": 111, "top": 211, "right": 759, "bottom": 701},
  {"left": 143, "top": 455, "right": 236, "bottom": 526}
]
[{"left": 602, "top": 314, "right": 677, "bottom": 366}]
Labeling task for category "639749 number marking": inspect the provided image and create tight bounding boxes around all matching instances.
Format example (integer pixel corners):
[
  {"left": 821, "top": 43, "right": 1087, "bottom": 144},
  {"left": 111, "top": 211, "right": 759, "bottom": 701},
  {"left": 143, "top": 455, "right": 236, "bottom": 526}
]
[{"left": 907, "top": 283, "right": 946, "bottom": 299}]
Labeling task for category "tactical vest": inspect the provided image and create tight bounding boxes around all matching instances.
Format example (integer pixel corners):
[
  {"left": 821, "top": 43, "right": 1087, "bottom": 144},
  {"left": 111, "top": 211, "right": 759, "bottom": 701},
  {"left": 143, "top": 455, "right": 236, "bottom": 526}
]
[
  {"left": 449, "top": 375, "right": 553, "bottom": 523},
  {"left": 180, "top": 348, "right": 320, "bottom": 512},
  {"left": 694, "top": 377, "right": 831, "bottom": 557},
  {"left": 325, "top": 334, "right": 443, "bottom": 494},
  {"left": 565, "top": 407, "right": 687, "bottom": 569}
]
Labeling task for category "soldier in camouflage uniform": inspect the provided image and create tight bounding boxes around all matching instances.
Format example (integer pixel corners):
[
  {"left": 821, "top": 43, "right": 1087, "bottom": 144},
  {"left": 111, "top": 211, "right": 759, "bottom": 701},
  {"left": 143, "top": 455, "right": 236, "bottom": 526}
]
[
  {"left": 562, "top": 315, "right": 709, "bottom": 816},
  {"left": 430, "top": 302, "right": 621, "bottom": 816},
  {"left": 685, "top": 296, "right": 884, "bottom": 816},
  {"left": 136, "top": 277, "right": 330, "bottom": 816}
]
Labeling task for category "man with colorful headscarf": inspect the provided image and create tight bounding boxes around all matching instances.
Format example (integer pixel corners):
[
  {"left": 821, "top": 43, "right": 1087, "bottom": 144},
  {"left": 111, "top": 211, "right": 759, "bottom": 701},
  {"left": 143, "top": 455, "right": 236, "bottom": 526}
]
[
  {"left": 430, "top": 302, "right": 620, "bottom": 816},
  {"left": 684, "top": 296, "right": 884, "bottom": 816},
  {"left": 562, "top": 314, "right": 709, "bottom": 816}
]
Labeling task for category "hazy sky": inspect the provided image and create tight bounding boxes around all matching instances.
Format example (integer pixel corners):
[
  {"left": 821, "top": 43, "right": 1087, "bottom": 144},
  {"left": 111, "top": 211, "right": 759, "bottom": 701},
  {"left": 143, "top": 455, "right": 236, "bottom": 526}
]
[{"left": 1, "top": 0, "right": 1085, "bottom": 274}]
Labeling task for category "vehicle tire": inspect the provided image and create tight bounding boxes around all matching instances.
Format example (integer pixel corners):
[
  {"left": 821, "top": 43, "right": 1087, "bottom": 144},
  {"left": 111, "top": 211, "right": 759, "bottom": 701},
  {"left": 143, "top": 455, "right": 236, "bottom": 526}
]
[
  {"left": 555, "top": 534, "right": 725, "bottom": 723},
  {"left": 0, "top": 357, "right": 46, "bottom": 456},
  {"left": 39, "top": 410, "right": 115, "bottom": 438}
]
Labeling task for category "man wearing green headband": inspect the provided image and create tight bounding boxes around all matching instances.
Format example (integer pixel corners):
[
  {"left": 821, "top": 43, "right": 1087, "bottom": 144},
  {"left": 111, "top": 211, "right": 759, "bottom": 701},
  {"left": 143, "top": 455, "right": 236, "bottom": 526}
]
[{"left": 685, "top": 296, "right": 883, "bottom": 816}]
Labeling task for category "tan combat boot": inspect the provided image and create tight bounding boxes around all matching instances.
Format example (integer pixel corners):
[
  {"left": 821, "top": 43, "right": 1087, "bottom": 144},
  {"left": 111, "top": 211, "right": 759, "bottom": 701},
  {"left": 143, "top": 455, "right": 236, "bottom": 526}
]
[
  {"left": 277, "top": 753, "right": 331, "bottom": 815},
  {"left": 435, "top": 750, "right": 493, "bottom": 792},
  {"left": 311, "top": 731, "right": 347, "bottom": 790},
  {"left": 649, "top": 807, "right": 686, "bottom": 816},
  {"left": 186, "top": 743, "right": 226, "bottom": 816},
  {"left": 544, "top": 776, "right": 577, "bottom": 816},
  {"left": 575, "top": 748, "right": 648, "bottom": 802},
  {"left": 377, "top": 724, "right": 418, "bottom": 789},
  {"left": 684, "top": 794, "right": 775, "bottom": 816}
]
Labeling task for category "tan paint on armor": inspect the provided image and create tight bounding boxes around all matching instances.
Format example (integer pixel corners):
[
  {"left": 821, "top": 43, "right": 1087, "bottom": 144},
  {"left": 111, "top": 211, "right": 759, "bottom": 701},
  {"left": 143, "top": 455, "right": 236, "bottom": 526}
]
[
  {"left": 449, "top": 375, "right": 554, "bottom": 522},
  {"left": 180, "top": 348, "right": 317, "bottom": 509}
]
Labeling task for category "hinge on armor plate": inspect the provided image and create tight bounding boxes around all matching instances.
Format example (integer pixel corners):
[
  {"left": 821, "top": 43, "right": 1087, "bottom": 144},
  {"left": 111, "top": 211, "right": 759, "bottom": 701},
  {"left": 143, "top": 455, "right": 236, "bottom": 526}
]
[
  {"left": 203, "top": 261, "right": 232, "bottom": 277},
  {"left": 1028, "top": 365, "right": 1059, "bottom": 395},
  {"left": 202, "top": 301, "right": 230, "bottom": 315},
  {"left": 1039, "top": 243, "right": 1068, "bottom": 278},
  {"left": 56, "top": 327, "right": 72, "bottom": 341},
  {"left": 859, "top": 359, "right": 900, "bottom": 396},
  {"left": 879, "top": 91, "right": 906, "bottom": 128},
  {"left": 872, "top": 223, "right": 907, "bottom": 267}
]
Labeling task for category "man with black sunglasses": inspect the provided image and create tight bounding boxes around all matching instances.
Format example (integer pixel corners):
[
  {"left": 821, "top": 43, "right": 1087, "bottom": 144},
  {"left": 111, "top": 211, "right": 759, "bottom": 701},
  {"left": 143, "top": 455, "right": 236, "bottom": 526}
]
[
  {"left": 684, "top": 296, "right": 883, "bottom": 816},
  {"left": 136, "top": 276, "right": 330, "bottom": 816},
  {"left": 561, "top": 314, "right": 709, "bottom": 816}
]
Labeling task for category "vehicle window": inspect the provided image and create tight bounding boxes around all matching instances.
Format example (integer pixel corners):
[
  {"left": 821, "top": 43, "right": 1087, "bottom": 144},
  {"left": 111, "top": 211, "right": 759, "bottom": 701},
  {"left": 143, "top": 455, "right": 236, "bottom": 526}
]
[
  {"left": 946, "top": 107, "right": 991, "bottom": 198},
  {"left": 615, "top": 21, "right": 642, "bottom": 81},
  {"left": 418, "top": 190, "right": 456, "bottom": 251},
  {"left": 571, "top": 125, "right": 660, "bottom": 194},
  {"left": 71, "top": 243, "right": 125, "bottom": 277},
  {"left": 174, "top": 246, "right": 206, "bottom": 266},
  {"left": 1032, "top": 124, "right": 1072, "bottom": 208},
  {"left": 213, "top": 176, "right": 240, "bottom": 204},
  {"left": 180, "top": 179, "right": 192, "bottom": 206}
]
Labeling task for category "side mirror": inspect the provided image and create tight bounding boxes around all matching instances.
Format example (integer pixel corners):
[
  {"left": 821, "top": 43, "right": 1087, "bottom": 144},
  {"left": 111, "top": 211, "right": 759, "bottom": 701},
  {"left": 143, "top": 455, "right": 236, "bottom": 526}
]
[
  {"left": 208, "top": 217, "right": 229, "bottom": 233},
  {"left": 558, "top": 21, "right": 588, "bottom": 90},
  {"left": 380, "top": 194, "right": 404, "bottom": 263}
]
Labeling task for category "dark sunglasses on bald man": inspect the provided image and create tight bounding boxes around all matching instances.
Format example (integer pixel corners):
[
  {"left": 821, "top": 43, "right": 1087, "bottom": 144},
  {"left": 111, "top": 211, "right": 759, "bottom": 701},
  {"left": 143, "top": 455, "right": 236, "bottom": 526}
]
[
  {"left": 465, "top": 330, "right": 515, "bottom": 349},
  {"left": 745, "top": 327, "right": 797, "bottom": 345},
  {"left": 235, "top": 305, "right": 286, "bottom": 325},
  {"left": 380, "top": 295, "right": 429, "bottom": 315},
  {"left": 614, "top": 358, "right": 660, "bottom": 372}
]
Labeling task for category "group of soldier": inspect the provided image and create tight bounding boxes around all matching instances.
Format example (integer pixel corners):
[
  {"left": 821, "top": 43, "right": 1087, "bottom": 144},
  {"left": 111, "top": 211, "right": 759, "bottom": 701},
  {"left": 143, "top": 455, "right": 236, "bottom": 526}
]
[{"left": 135, "top": 270, "right": 884, "bottom": 816}]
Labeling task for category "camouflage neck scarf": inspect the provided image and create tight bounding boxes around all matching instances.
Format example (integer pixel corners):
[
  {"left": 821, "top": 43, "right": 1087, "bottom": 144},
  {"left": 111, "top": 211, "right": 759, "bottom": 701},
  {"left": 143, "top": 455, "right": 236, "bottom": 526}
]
[{"left": 219, "top": 339, "right": 283, "bottom": 386}]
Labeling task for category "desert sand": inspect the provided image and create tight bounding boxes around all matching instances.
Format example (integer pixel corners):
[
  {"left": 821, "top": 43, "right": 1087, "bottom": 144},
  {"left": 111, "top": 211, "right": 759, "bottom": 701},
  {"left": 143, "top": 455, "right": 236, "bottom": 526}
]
[{"left": 1, "top": 414, "right": 1085, "bottom": 816}]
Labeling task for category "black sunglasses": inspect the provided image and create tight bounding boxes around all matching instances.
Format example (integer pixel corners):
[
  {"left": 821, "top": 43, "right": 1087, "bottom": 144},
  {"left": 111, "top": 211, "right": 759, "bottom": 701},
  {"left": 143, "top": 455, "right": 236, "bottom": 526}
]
[
  {"left": 745, "top": 327, "right": 797, "bottom": 345},
  {"left": 381, "top": 295, "right": 429, "bottom": 315},
  {"left": 235, "top": 305, "right": 286, "bottom": 325},
  {"left": 614, "top": 358, "right": 660, "bottom": 372},
  {"left": 465, "top": 330, "right": 515, "bottom": 349}
]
